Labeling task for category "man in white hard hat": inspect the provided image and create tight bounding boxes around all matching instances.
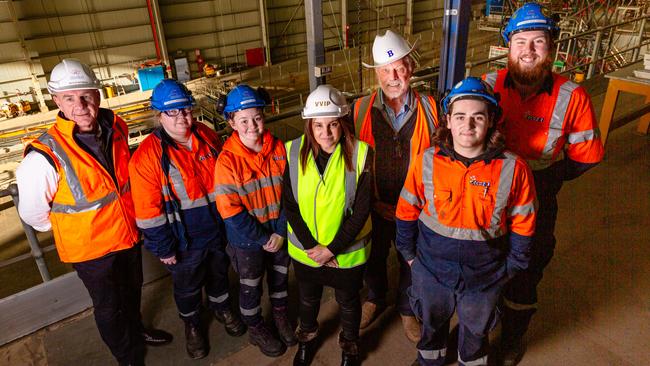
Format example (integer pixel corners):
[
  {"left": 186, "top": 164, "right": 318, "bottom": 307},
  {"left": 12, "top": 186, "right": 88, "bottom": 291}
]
[
  {"left": 16, "top": 59, "right": 172, "bottom": 365},
  {"left": 352, "top": 30, "right": 440, "bottom": 343}
]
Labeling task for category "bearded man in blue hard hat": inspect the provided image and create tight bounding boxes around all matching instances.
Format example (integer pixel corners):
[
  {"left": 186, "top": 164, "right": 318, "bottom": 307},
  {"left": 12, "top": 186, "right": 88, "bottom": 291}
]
[
  {"left": 129, "top": 79, "right": 246, "bottom": 360},
  {"left": 16, "top": 59, "right": 173, "bottom": 366},
  {"left": 482, "top": 3, "right": 604, "bottom": 365}
]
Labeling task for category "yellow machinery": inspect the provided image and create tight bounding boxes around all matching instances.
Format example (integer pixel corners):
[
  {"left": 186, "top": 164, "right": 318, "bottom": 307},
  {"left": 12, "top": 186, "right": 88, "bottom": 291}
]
[{"left": 203, "top": 64, "right": 217, "bottom": 78}]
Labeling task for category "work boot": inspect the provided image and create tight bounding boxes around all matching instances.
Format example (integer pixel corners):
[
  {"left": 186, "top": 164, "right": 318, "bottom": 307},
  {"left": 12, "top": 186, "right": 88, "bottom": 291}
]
[
  {"left": 294, "top": 327, "right": 319, "bottom": 366},
  {"left": 215, "top": 309, "right": 247, "bottom": 336},
  {"left": 184, "top": 322, "right": 207, "bottom": 359},
  {"left": 401, "top": 315, "right": 421, "bottom": 343},
  {"left": 359, "top": 301, "right": 385, "bottom": 329},
  {"left": 498, "top": 337, "right": 526, "bottom": 366},
  {"left": 249, "top": 322, "right": 287, "bottom": 357},
  {"left": 273, "top": 306, "right": 297, "bottom": 346},
  {"left": 141, "top": 327, "right": 173, "bottom": 346},
  {"left": 339, "top": 334, "right": 361, "bottom": 366}
]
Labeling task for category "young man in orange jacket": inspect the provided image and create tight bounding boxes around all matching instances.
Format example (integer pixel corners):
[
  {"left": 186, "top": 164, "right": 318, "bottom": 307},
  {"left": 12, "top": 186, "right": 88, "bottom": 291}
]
[
  {"left": 483, "top": 4, "right": 604, "bottom": 364},
  {"left": 396, "top": 78, "right": 537, "bottom": 366},
  {"left": 214, "top": 85, "right": 294, "bottom": 357}
]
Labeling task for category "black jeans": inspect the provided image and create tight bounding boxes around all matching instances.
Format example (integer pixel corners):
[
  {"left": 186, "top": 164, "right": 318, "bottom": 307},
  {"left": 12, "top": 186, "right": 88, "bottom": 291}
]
[
  {"left": 298, "top": 279, "right": 361, "bottom": 342},
  {"left": 73, "top": 245, "right": 144, "bottom": 365}
]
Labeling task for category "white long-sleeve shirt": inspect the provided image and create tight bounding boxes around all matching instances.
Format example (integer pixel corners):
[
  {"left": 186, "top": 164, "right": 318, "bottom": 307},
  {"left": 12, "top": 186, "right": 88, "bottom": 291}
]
[{"left": 15, "top": 151, "right": 60, "bottom": 232}]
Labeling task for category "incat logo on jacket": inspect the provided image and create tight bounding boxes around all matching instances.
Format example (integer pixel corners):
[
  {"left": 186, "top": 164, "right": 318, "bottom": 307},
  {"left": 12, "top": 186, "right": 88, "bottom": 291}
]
[
  {"left": 198, "top": 152, "right": 214, "bottom": 161},
  {"left": 272, "top": 155, "right": 285, "bottom": 161},
  {"left": 525, "top": 111, "right": 544, "bottom": 123}
]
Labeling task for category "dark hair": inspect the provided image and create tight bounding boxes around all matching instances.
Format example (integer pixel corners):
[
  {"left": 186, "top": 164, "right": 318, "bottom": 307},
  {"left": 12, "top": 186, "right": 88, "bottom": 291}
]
[
  {"left": 300, "top": 118, "right": 355, "bottom": 173},
  {"left": 433, "top": 96, "right": 505, "bottom": 150}
]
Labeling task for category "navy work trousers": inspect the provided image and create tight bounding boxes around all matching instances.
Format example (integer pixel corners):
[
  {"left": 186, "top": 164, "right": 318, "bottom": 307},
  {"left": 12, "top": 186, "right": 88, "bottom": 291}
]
[
  {"left": 364, "top": 213, "right": 413, "bottom": 315},
  {"left": 226, "top": 245, "right": 290, "bottom": 326},
  {"left": 165, "top": 246, "right": 232, "bottom": 325},
  {"left": 501, "top": 194, "right": 558, "bottom": 342},
  {"left": 73, "top": 245, "right": 145, "bottom": 365}
]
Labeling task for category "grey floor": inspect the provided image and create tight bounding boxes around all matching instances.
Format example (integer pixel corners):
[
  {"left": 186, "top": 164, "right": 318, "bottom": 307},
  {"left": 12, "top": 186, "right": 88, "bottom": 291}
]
[{"left": 0, "top": 75, "right": 649, "bottom": 365}]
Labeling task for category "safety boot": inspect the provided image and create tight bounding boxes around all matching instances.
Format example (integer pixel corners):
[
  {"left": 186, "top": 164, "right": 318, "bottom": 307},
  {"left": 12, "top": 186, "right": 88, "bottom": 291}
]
[
  {"left": 339, "top": 334, "right": 361, "bottom": 366},
  {"left": 359, "top": 301, "right": 385, "bottom": 329},
  {"left": 184, "top": 322, "right": 207, "bottom": 359},
  {"left": 273, "top": 306, "right": 297, "bottom": 346},
  {"left": 401, "top": 315, "right": 422, "bottom": 343},
  {"left": 215, "top": 309, "right": 247, "bottom": 336},
  {"left": 249, "top": 322, "right": 287, "bottom": 357},
  {"left": 294, "top": 326, "right": 319, "bottom": 366},
  {"left": 498, "top": 337, "right": 526, "bottom": 366}
]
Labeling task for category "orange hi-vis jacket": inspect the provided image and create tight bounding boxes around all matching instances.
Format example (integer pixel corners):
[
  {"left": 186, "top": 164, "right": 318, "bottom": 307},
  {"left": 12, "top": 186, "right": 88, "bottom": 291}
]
[
  {"left": 353, "top": 89, "right": 439, "bottom": 164},
  {"left": 26, "top": 111, "right": 139, "bottom": 263},
  {"left": 483, "top": 70, "right": 604, "bottom": 172},
  {"left": 214, "top": 130, "right": 286, "bottom": 248},
  {"left": 129, "top": 122, "right": 223, "bottom": 259},
  {"left": 396, "top": 146, "right": 536, "bottom": 254}
]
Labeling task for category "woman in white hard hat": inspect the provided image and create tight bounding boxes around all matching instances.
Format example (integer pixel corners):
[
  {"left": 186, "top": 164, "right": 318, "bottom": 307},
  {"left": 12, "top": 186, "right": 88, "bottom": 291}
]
[{"left": 283, "top": 84, "right": 373, "bottom": 366}]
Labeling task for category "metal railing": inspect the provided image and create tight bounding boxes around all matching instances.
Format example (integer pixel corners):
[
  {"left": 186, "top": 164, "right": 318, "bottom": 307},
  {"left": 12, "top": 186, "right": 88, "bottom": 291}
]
[
  {"left": 0, "top": 184, "right": 51, "bottom": 282},
  {"left": 464, "top": 13, "right": 650, "bottom": 80}
]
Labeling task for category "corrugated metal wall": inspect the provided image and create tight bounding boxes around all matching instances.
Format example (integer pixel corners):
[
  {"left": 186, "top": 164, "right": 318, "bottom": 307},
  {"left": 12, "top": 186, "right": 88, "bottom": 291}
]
[{"left": 0, "top": 0, "right": 457, "bottom": 105}]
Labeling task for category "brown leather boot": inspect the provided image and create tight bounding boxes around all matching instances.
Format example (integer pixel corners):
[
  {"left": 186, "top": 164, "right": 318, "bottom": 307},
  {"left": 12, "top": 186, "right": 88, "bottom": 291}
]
[
  {"left": 359, "top": 302, "right": 385, "bottom": 329},
  {"left": 401, "top": 315, "right": 421, "bottom": 343},
  {"left": 273, "top": 306, "right": 297, "bottom": 346}
]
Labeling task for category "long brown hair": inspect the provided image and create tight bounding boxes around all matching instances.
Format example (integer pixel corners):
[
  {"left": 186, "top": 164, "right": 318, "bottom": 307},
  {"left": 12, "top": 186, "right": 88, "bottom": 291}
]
[
  {"left": 433, "top": 96, "right": 505, "bottom": 151},
  {"left": 300, "top": 118, "right": 355, "bottom": 173}
]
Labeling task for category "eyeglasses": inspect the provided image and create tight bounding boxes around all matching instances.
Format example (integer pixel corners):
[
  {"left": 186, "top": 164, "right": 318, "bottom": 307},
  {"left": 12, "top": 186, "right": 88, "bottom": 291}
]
[{"left": 163, "top": 107, "right": 192, "bottom": 117}]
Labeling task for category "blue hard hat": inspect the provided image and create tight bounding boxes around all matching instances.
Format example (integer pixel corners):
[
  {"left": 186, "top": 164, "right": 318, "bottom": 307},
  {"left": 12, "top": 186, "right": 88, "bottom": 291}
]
[
  {"left": 502, "top": 2, "right": 559, "bottom": 44},
  {"left": 223, "top": 84, "right": 266, "bottom": 119},
  {"left": 441, "top": 77, "right": 499, "bottom": 114},
  {"left": 150, "top": 79, "right": 195, "bottom": 112}
]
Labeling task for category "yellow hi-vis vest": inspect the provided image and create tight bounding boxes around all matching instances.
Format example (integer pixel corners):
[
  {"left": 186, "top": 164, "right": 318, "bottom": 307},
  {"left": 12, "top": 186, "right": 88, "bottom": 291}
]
[{"left": 285, "top": 136, "right": 372, "bottom": 269}]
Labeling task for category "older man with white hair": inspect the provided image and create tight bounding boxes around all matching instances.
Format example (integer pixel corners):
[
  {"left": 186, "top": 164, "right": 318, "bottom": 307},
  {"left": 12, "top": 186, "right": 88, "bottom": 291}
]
[{"left": 352, "top": 30, "right": 440, "bottom": 343}]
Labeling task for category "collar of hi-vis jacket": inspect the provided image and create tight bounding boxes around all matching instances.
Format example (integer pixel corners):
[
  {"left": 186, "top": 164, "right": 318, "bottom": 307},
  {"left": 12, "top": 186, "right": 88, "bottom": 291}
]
[{"left": 224, "top": 129, "right": 275, "bottom": 163}]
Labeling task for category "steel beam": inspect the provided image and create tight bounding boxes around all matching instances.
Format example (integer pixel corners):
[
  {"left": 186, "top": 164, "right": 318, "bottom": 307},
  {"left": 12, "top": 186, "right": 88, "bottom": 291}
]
[
  {"left": 437, "top": 0, "right": 471, "bottom": 96},
  {"left": 305, "top": 0, "right": 325, "bottom": 90},
  {"left": 259, "top": 0, "right": 271, "bottom": 65}
]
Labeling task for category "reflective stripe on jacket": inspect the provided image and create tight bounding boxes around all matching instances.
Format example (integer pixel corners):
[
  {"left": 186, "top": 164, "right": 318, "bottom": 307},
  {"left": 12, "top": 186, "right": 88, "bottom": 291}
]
[
  {"left": 353, "top": 90, "right": 439, "bottom": 165},
  {"left": 396, "top": 146, "right": 537, "bottom": 242},
  {"left": 483, "top": 70, "right": 604, "bottom": 171},
  {"left": 214, "top": 130, "right": 286, "bottom": 247},
  {"left": 26, "top": 110, "right": 139, "bottom": 263},
  {"left": 129, "top": 122, "right": 223, "bottom": 258},
  {"left": 285, "top": 136, "right": 372, "bottom": 269}
]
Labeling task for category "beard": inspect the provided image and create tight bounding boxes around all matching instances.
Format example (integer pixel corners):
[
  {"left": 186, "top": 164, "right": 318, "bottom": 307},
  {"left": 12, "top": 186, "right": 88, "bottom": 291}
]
[{"left": 507, "top": 53, "right": 553, "bottom": 85}]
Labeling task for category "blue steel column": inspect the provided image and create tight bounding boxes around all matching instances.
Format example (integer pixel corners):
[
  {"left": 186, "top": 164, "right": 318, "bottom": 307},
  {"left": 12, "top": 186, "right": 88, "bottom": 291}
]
[
  {"left": 437, "top": 0, "right": 472, "bottom": 96},
  {"left": 305, "top": 0, "right": 325, "bottom": 91}
]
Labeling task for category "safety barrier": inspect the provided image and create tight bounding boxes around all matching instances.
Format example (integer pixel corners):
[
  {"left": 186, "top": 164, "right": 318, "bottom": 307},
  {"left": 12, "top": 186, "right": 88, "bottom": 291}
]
[{"left": 0, "top": 184, "right": 167, "bottom": 346}]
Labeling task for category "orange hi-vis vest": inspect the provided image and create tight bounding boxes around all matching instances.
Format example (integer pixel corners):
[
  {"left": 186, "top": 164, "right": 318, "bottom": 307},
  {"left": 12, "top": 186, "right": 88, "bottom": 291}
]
[
  {"left": 353, "top": 90, "right": 439, "bottom": 164},
  {"left": 484, "top": 70, "right": 604, "bottom": 171},
  {"left": 214, "top": 130, "right": 286, "bottom": 223},
  {"left": 26, "top": 111, "right": 139, "bottom": 263},
  {"left": 397, "top": 147, "right": 537, "bottom": 241}
]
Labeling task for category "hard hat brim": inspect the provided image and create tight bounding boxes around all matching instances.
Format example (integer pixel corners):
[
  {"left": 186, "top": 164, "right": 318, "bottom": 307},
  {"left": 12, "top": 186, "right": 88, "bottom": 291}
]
[{"left": 362, "top": 43, "right": 417, "bottom": 69}]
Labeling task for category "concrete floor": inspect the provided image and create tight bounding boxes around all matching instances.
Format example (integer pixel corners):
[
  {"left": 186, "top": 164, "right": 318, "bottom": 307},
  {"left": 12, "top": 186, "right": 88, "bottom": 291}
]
[{"left": 0, "top": 77, "right": 649, "bottom": 365}]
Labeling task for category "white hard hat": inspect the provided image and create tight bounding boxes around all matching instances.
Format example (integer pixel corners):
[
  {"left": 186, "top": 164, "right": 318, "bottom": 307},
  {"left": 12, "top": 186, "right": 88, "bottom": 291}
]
[
  {"left": 362, "top": 29, "right": 416, "bottom": 68},
  {"left": 47, "top": 59, "right": 101, "bottom": 94},
  {"left": 301, "top": 84, "right": 350, "bottom": 119}
]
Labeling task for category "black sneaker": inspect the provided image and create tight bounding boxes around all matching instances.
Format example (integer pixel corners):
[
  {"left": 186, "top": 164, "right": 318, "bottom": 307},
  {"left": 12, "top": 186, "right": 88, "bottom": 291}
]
[
  {"left": 249, "top": 322, "right": 287, "bottom": 357},
  {"left": 141, "top": 328, "right": 173, "bottom": 346},
  {"left": 215, "top": 309, "right": 247, "bottom": 337}
]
